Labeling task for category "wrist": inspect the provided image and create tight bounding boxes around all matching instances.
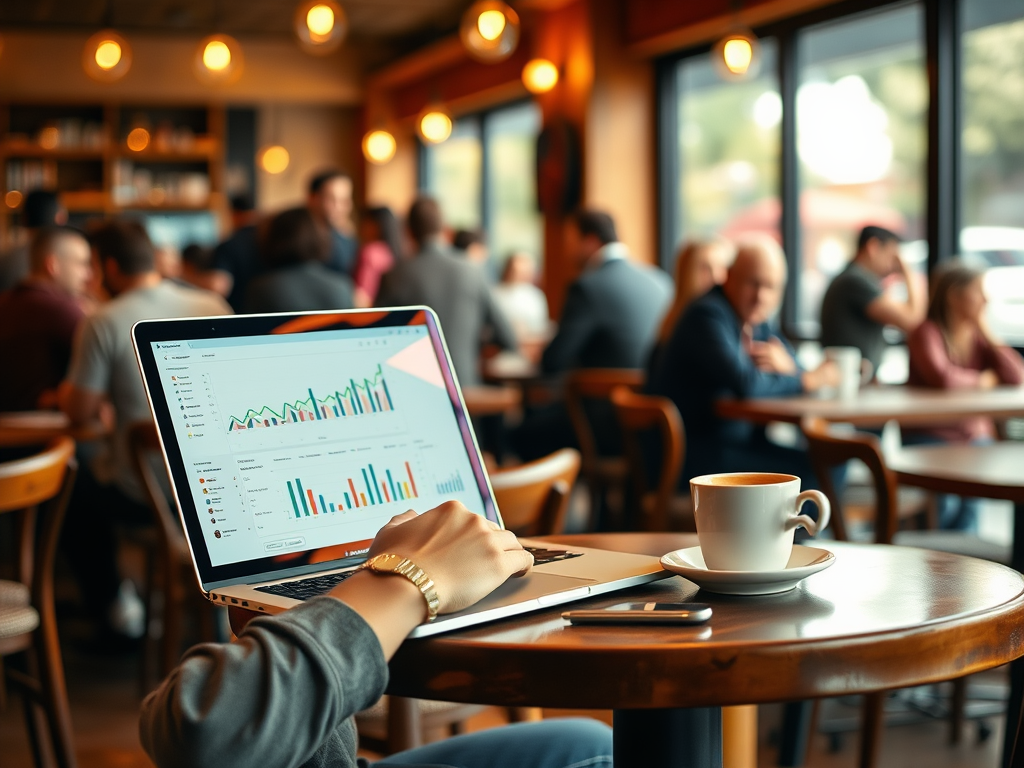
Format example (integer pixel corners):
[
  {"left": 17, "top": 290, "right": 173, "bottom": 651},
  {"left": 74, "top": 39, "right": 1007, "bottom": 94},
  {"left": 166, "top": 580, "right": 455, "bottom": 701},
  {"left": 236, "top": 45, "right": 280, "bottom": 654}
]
[{"left": 359, "top": 553, "right": 440, "bottom": 620}]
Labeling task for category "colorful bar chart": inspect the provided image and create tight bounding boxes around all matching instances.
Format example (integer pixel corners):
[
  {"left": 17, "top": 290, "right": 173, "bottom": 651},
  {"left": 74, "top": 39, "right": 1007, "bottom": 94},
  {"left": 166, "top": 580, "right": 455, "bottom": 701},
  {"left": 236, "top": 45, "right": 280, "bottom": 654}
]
[
  {"left": 227, "top": 364, "right": 395, "bottom": 432},
  {"left": 285, "top": 460, "right": 420, "bottom": 519},
  {"left": 436, "top": 470, "right": 466, "bottom": 495}
]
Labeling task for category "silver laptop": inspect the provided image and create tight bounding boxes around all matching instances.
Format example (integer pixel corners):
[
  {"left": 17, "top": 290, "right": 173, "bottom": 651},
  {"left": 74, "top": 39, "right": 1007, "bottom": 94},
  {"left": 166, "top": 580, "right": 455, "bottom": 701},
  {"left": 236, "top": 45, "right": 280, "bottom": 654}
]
[{"left": 132, "top": 307, "right": 668, "bottom": 637}]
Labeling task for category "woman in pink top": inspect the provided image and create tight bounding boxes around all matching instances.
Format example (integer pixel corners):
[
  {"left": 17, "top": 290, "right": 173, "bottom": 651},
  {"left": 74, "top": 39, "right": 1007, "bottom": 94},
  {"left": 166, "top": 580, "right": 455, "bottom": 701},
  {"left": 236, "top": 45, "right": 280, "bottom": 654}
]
[
  {"left": 906, "top": 261, "right": 1024, "bottom": 529},
  {"left": 353, "top": 206, "right": 404, "bottom": 308}
]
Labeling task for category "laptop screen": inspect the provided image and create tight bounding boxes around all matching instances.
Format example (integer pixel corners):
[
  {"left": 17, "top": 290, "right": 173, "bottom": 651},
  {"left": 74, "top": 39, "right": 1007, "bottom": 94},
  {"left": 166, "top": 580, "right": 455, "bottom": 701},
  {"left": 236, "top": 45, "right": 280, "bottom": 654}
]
[{"left": 135, "top": 309, "right": 496, "bottom": 586}]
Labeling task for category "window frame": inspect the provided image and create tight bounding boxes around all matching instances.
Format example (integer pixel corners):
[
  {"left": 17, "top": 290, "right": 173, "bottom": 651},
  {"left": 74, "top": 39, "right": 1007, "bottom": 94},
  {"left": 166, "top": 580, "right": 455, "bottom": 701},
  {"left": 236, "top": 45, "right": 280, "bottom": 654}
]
[{"left": 656, "top": 0, "right": 965, "bottom": 341}]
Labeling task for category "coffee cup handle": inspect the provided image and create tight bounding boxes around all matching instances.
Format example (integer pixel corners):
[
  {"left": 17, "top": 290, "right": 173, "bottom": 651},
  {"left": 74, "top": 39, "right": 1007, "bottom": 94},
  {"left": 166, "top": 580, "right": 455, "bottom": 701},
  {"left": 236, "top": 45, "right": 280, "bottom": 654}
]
[{"left": 784, "top": 490, "right": 831, "bottom": 536}]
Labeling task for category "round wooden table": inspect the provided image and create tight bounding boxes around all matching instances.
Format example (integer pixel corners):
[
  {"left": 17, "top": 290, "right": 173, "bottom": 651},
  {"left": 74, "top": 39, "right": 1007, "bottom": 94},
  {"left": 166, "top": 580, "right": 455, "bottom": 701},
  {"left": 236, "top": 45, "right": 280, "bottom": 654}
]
[
  {"left": 0, "top": 410, "right": 108, "bottom": 447},
  {"left": 381, "top": 533, "right": 1024, "bottom": 768}
]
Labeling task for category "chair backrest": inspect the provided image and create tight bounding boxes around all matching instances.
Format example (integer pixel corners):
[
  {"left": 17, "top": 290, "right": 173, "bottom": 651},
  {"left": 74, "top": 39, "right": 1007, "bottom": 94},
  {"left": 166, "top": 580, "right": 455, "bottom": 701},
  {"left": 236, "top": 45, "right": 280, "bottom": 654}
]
[
  {"left": 800, "top": 416, "right": 899, "bottom": 544},
  {"left": 489, "top": 448, "right": 581, "bottom": 537},
  {"left": 128, "top": 421, "right": 187, "bottom": 556},
  {"left": 564, "top": 369, "right": 644, "bottom": 470},
  {"left": 611, "top": 387, "right": 686, "bottom": 531},
  {"left": 0, "top": 436, "right": 75, "bottom": 514}
]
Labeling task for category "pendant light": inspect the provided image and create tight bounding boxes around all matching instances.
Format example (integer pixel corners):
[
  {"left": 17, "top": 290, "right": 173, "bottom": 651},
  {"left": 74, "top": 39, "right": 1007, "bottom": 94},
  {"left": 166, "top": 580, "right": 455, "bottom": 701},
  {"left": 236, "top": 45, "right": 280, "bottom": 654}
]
[
  {"left": 713, "top": 2, "right": 760, "bottom": 81},
  {"left": 83, "top": 30, "right": 132, "bottom": 82},
  {"left": 363, "top": 129, "right": 398, "bottom": 165},
  {"left": 418, "top": 105, "right": 453, "bottom": 145},
  {"left": 258, "top": 107, "right": 290, "bottom": 174},
  {"left": 194, "top": 3, "right": 244, "bottom": 85},
  {"left": 522, "top": 59, "right": 559, "bottom": 94},
  {"left": 294, "top": 0, "right": 348, "bottom": 55},
  {"left": 460, "top": 1, "right": 520, "bottom": 63}
]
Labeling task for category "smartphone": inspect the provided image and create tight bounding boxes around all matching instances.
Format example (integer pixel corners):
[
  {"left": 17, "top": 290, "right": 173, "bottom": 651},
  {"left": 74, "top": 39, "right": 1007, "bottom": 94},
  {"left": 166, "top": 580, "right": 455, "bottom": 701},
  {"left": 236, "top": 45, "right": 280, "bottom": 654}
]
[{"left": 562, "top": 602, "right": 712, "bottom": 625}]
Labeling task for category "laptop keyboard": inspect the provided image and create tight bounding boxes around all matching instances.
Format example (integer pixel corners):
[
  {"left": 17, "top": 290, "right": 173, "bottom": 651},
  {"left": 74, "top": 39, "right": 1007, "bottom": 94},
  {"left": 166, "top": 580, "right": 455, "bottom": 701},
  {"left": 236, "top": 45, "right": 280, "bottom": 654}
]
[{"left": 254, "top": 547, "right": 583, "bottom": 602}]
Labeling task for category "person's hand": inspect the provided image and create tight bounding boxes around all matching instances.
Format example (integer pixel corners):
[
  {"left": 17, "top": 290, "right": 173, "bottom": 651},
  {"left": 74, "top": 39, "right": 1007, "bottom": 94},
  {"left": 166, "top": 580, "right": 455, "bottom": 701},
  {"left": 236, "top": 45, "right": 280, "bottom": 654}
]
[
  {"left": 749, "top": 337, "right": 797, "bottom": 375},
  {"left": 978, "top": 369, "right": 1000, "bottom": 390},
  {"left": 366, "top": 503, "right": 534, "bottom": 615},
  {"left": 802, "top": 360, "right": 840, "bottom": 393}
]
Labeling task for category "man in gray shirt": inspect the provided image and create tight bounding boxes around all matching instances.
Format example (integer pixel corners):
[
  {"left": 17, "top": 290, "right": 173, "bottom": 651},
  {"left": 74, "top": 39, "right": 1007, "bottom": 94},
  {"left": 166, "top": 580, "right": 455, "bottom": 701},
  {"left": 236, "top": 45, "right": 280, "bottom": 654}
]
[
  {"left": 140, "top": 503, "right": 613, "bottom": 768},
  {"left": 819, "top": 225, "right": 925, "bottom": 377},
  {"left": 61, "top": 219, "right": 230, "bottom": 640}
]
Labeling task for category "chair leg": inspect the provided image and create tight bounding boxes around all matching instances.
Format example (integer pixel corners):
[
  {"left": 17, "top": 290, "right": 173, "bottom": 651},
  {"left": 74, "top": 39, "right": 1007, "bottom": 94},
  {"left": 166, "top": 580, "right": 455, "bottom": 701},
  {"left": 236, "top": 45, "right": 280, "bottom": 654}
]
[
  {"left": 386, "top": 696, "right": 423, "bottom": 754},
  {"left": 859, "top": 692, "right": 885, "bottom": 768},
  {"left": 34, "top": 615, "right": 78, "bottom": 768},
  {"left": 949, "top": 677, "right": 967, "bottom": 745},
  {"left": 778, "top": 700, "right": 814, "bottom": 766},
  {"left": 21, "top": 681, "right": 49, "bottom": 768}
]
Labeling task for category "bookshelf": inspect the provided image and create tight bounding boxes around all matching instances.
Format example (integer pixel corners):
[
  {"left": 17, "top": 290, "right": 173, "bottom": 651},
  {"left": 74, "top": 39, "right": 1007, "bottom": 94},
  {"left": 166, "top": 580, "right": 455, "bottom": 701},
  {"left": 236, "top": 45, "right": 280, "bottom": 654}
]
[{"left": 0, "top": 102, "right": 227, "bottom": 247}]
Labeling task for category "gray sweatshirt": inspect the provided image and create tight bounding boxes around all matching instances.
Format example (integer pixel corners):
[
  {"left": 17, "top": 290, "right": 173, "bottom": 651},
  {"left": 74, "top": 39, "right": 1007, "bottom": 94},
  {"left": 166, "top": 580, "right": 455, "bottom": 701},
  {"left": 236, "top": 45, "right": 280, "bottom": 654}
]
[{"left": 140, "top": 597, "right": 387, "bottom": 768}]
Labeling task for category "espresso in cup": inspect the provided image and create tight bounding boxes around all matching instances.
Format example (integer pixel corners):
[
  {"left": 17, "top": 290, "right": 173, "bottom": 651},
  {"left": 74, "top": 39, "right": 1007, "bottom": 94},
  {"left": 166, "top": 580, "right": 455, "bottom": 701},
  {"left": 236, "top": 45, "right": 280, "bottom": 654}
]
[{"left": 689, "top": 472, "right": 830, "bottom": 572}]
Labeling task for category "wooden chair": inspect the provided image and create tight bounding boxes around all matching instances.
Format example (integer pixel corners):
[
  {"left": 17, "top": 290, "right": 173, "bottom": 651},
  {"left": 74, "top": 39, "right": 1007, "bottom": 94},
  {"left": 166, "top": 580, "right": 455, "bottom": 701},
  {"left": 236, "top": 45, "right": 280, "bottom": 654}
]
[
  {"left": 610, "top": 387, "right": 695, "bottom": 532},
  {"left": 563, "top": 369, "right": 644, "bottom": 530},
  {"left": 356, "top": 449, "right": 581, "bottom": 754},
  {"left": 128, "top": 421, "right": 217, "bottom": 690},
  {"left": 801, "top": 416, "right": 1004, "bottom": 768},
  {"left": 0, "top": 437, "right": 78, "bottom": 768}
]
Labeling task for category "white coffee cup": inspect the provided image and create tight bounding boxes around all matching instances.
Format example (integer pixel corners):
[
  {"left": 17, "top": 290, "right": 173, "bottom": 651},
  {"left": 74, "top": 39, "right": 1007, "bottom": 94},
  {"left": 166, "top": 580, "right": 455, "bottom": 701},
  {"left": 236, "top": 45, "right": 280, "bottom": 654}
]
[
  {"left": 823, "top": 346, "right": 873, "bottom": 399},
  {"left": 689, "top": 472, "right": 830, "bottom": 572}
]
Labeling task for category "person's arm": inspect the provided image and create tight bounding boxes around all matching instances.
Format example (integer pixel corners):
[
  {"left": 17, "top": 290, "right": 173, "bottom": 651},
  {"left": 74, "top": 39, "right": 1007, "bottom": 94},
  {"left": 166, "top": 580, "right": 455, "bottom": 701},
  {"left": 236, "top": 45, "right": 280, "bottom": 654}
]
[
  {"left": 482, "top": 283, "right": 518, "bottom": 353},
  {"left": 140, "top": 504, "right": 533, "bottom": 768},
  {"left": 976, "top": 328, "right": 1024, "bottom": 386},
  {"left": 908, "top": 322, "right": 985, "bottom": 389},
  {"left": 864, "top": 256, "right": 925, "bottom": 333},
  {"left": 541, "top": 282, "right": 596, "bottom": 375},
  {"left": 59, "top": 318, "right": 111, "bottom": 426}
]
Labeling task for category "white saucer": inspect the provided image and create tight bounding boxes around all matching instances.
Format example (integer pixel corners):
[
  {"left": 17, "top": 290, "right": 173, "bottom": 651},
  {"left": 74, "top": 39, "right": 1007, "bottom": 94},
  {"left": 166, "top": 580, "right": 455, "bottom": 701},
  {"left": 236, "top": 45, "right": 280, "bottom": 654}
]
[{"left": 660, "top": 545, "right": 836, "bottom": 596}]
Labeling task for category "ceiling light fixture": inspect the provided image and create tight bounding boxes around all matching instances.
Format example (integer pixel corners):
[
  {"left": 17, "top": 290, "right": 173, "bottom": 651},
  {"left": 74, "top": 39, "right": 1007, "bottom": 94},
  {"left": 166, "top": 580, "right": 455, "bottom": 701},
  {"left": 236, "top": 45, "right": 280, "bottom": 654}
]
[
  {"left": 418, "top": 107, "right": 453, "bottom": 145},
  {"left": 195, "top": 33, "right": 244, "bottom": 85},
  {"left": 294, "top": 0, "right": 348, "bottom": 55},
  {"left": 460, "top": 1, "right": 520, "bottom": 63},
  {"left": 522, "top": 58, "right": 559, "bottom": 94},
  {"left": 362, "top": 129, "right": 397, "bottom": 165},
  {"left": 713, "top": 28, "right": 760, "bottom": 80},
  {"left": 83, "top": 29, "right": 132, "bottom": 82}
]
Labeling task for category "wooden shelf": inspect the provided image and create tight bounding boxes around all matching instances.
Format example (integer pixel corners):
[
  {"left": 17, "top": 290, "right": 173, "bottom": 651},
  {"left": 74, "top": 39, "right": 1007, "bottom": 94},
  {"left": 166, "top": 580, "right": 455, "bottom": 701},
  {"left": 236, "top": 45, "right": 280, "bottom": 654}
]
[
  {"left": 116, "top": 150, "right": 214, "bottom": 163},
  {"left": 1, "top": 142, "right": 107, "bottom": 160}
]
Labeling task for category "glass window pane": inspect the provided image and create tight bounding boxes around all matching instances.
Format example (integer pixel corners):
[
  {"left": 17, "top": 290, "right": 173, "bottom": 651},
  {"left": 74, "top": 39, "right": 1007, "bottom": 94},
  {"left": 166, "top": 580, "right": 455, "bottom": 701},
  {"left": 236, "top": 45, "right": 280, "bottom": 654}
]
[
  {"left": 960, "top": 0, "right": 1024, "bottom": 345},
  {"left": 796, "top": 3, "right": 927, "bottom": 335},
  {"left": 484, "top": 101, "right": 543, "bottom": 269},
  {"left": 675, "top": 39, "right": 780, "bottom": 250},
  {"left": 423, "top": 118, "right": 482, "bottom": 230}
]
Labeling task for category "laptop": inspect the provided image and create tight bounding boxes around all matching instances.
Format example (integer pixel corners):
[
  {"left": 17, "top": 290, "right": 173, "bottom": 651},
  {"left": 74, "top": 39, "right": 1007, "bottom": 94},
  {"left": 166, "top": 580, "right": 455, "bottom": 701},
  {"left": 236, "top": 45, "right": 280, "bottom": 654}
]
[{"left": 132, "top": 307, "right": 669, "bottom": 637}]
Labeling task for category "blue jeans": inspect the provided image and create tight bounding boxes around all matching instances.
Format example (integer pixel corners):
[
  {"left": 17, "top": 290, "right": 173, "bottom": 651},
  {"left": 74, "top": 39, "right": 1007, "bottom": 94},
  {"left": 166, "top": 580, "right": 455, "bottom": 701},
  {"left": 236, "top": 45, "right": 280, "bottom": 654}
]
[{"left": 374, "top": 719, "right": 613, "bottom": 768}]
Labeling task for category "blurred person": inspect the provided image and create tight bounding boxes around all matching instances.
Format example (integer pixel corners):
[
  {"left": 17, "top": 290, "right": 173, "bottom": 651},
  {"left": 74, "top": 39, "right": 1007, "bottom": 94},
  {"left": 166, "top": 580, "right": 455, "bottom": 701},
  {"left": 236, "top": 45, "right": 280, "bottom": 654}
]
[
  {"left": 820, "top": 225, "right": 925, "bottom": 378},
  {"left": 453, "top": 228, "right": 495, "bottom": 282},
  {"left": 60, "top": 219, "right": 230, "bottom": 643},
  {"left": 140, "top": 503, "right": 613, "bottom": 768},
  {"left": 656, "top": 238, "right": 734, "bottom": 350},
  {"left": 212, "top": 194, "right": 261, "bottom": 311},
  {"left": 0, "top": 226, "right": 91, "bottom": 411},
  {"left": 905, "top": 261, "right": 1024, "bottom": 530},
  {"left": 377, "top": 196, "right": 516, "bottom": 386},
  {"left": 154, "top": 243, "right": 182, "bottom": 282},
  {"left": 308, "top": 169, "right": 357, "bottom": 277},
  {"left": 244, "top": 207, "right": 355, "bottom": 314},
  {"left": 492, "top": 251, "right": 550, "bottom": 343},
  {"left": 0, "top": 189, "right": 68, "bottom": 291},
  {"left": 181, "top": 243, "right": 232, "bottom": 296},
  {"left": 648, "top": 236, "right": 839, "bottom": 483},
  {"left": 353, "top": 206, "right": 403, "bottom": 308},
  {"left": 512, "top": 210, "right": 673, "bottom": 464}
]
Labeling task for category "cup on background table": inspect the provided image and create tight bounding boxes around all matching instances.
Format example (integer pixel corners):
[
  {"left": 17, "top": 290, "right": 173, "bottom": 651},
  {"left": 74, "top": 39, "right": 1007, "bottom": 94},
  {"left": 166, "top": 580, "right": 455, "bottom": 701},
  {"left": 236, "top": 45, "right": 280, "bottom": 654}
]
[
  {"left": 823, "top": 346, "right": 873, "bottom": 399},
  {"left": 689, "top": 472, "right": 830, "bottom": 572}
]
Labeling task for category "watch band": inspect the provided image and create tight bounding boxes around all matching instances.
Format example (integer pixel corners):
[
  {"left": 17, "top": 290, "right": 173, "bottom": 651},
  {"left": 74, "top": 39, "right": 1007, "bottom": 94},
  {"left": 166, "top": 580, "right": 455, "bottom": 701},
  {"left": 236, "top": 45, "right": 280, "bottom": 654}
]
[{"left": 359, "top": 553, "right": 440, "bottom": 620}]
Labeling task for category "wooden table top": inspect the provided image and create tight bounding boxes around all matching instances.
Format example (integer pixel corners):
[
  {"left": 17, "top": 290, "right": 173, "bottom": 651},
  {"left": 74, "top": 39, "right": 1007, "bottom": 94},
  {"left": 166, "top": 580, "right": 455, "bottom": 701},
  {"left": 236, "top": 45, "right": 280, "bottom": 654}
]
[
  {"left": 379, "top": 533, "right": 1024, "bottom": 710},
  {"left": 460, "top": 386, "right": 522, "bottom": 417},
  {"left": 716, "top": 385, "right": 1024, "bottom": 428},
  {"left": 888, "top": 442, "right": 1024, "bottom": 503},
  {"left": 0, "top": 411, "right": 109, "bottom": 446}
]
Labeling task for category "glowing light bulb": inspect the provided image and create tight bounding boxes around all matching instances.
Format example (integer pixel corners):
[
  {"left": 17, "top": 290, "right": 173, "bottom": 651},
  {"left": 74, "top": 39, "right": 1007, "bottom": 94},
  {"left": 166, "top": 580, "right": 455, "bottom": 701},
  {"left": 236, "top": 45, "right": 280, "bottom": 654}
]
[
  {"left": 306, "top": 5, "right": 335, "bottom": 37},
  {"left": 260, "top": 145, "right": 290, "bottom": 174},
  {"left": 203, "top": 40, "right": 231, "bottom": 71},
  {"left": 362, "top": 130, "right": 397, "bottom": 165},
  {"left": 126, "top": 127, "right": 150, "bottom": 152},
  {"left": 5, "top": 190, "right": 23, "bottom": 209},
  {"left": 477, "top": 10, "right": 506, "bottom": 41},
  {"left": 723, "top": 38, "right": 753, "bottom": 75},
  {"left": 39, "top": 126, "right": 60, "bottom": 150},
  {"left": 522, "top": 59, "right": 559, "bottom": 94},
  {"left": 419, "top": 111, "right": 452, "bottom": 144},
  {"left": 94, "top": 40, "right": 122, "bottom": 70}
]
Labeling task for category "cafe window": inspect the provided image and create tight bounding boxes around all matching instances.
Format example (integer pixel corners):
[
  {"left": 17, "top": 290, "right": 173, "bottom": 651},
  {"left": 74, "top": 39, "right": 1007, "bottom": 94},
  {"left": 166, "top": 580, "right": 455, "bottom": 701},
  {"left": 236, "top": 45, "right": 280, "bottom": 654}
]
[
  {"left": 421, "top": 100, "right": 543, "bottom": 270},
  {"left": 658, "top": 0, "right": 1024, "bottom": 343}
]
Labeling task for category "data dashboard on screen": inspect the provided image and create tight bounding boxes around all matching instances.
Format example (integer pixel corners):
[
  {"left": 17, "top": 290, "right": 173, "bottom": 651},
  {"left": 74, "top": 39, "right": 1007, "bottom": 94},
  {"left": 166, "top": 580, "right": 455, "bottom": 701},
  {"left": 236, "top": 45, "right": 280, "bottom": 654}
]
[{"left": 151, "top": 325, "right": 486, "bottom": 567}]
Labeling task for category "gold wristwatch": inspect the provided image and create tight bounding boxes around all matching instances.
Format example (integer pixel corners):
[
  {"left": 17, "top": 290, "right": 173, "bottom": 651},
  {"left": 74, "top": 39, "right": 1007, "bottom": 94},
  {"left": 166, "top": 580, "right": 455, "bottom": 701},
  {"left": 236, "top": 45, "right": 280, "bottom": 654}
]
[{"left": 359, "top": 554, "right": 440, "bottom": 621}]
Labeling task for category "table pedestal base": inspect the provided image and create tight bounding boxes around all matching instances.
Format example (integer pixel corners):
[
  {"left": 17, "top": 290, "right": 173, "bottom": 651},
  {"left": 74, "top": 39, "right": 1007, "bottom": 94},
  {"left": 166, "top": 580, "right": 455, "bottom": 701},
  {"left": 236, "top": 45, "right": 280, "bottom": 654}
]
[{"left": 614, "top": 708, "right": 723, "bottom": 768}]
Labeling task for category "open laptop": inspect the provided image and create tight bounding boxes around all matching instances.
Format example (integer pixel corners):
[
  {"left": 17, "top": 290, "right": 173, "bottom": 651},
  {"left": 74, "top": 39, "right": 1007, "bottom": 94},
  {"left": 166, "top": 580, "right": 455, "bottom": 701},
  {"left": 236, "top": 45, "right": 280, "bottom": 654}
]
[{"left": 132, "top": 307, "right": 669, "bottom": 637}]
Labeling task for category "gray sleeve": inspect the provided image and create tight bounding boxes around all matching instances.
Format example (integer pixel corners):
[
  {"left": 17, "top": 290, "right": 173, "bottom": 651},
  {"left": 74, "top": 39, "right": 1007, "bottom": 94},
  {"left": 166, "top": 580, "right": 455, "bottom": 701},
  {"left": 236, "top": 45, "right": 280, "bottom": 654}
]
[
  {"left": 542, "top": 282, "right": 595, "bottom": 375},
  {"left": 482, "top": 282, "right": 518, "bottom": 352},
  {"left": 139, "top": 597, "right": 388, "bottom": 768},
  {"left": 65, "top": 315, "right": 112, "bottom": 394}
]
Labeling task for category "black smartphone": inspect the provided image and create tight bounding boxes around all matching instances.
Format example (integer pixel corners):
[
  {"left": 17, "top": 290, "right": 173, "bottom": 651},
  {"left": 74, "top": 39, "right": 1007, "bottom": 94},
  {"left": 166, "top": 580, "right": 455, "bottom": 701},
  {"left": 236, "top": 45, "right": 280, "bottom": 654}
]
[{"left": 562, "top": 602, "right": 712, "bottom": 625}]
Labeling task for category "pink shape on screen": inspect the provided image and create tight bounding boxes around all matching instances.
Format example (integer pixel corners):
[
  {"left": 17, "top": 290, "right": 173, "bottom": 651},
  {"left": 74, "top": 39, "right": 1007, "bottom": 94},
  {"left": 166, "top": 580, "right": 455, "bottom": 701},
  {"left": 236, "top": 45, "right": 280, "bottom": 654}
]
[{"left": 386, "top": 336, "right": 445, "bottom": 388}]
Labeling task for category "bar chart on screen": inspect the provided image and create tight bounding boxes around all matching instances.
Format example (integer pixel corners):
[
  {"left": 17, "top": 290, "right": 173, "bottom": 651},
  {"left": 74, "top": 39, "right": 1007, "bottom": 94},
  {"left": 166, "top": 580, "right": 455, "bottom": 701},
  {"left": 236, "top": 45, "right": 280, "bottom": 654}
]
[
  {"left": 284, "top": 459, "right": 421, "bottom": 519},
  {"left": 225, "top": 364, "right": 395, "bottom": 432}
]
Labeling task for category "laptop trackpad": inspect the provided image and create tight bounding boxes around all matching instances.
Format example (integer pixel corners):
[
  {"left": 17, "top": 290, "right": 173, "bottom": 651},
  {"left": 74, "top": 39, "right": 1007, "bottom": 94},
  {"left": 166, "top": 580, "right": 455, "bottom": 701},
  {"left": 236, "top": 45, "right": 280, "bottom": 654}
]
[{"left": 451, "top": 573, "right": 596, "bottom": 617}]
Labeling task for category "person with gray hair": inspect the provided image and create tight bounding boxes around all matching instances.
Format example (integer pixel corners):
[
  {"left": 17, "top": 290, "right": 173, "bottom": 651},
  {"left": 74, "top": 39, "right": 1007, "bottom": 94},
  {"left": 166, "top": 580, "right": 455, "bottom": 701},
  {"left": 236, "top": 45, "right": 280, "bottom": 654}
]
[{"left": 648, "top": 235, "right": 838, "bottom": 484}]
